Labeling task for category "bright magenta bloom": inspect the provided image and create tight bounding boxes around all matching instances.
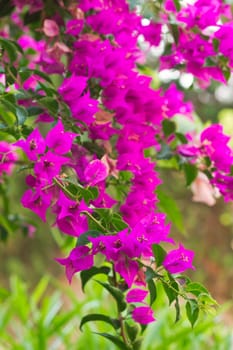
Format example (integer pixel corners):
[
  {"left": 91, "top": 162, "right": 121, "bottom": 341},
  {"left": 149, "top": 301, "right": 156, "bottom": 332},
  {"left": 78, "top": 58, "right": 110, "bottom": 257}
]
[
  {"left": 45, "top": 120, "right": 76, "bottom": 155},
  {"left": 14, "top": 128, "right": 46, "bottom": 161},
  {"left": 0, "top": 142, "right": 18, "bottom": 178},
  {"left": 56, "top": 246, "right": 94, "bottom": 284},
  {"left": 126, "top": 289, "right": 148, "bottom": 303},
  {"left": 163, "top": 244, "right": 195, "bottom": 274},
  {"left": 132, "top": 306, "right": 155, "bottom": 324}
]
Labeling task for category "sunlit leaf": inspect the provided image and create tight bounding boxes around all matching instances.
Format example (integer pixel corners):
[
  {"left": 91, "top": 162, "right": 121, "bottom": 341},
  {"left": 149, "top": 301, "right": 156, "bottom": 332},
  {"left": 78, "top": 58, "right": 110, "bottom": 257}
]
[
  {"left": 95, "top": 332, "right": 131, "bottom": 350},
  {"left": 96, "top": 281, "right": 127, "bottom": 312},
  {"left": 80, "top": 266, "right": 110, "bottom": 291},
  {"left": 80, "top": 313, "right": 120, "bottom": 331},
  {"left": 185, "top": 299, "right": 199, "bottom": 327}
]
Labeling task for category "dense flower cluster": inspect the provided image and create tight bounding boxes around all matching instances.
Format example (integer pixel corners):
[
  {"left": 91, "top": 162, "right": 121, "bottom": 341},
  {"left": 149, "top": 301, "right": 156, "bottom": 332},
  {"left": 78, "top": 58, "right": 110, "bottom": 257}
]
[
  {"left": 178, "top": 124, "right": 233, "bottom": 201},
  {"left": 2, "top": 0, "right": 233, "bottom": 330},
  {"left": 161, "top": 0, "right": 233, "bottom": 86}
]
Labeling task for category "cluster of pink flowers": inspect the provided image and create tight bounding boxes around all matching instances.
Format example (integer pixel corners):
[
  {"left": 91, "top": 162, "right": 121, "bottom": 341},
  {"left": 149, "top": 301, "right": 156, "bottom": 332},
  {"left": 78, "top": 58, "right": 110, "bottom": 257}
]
[
  {"left": 161, "top": 0, "right": 233, "bottom": 86},
  {"left": 178, "top": 124, "right": 233, "bottom": 201},
  {"left": 4, "top": 0, "right": 233, "bottom": 326}
]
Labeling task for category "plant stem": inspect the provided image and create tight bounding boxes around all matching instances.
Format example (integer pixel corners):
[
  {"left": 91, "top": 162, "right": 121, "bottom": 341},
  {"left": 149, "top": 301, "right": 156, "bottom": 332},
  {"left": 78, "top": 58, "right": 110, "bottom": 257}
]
[
  {"left": 53, "top": 177, "right": 78, "bottom": 200},
  {"left": 81, "top": 210, "right": 108, "bottom": 233},
  {"left": 0, "top": 183, "right": 9, "bottom": 216},
  {"left": 111, "top": 265, "right": 131, "bottom": 349},
  {"left": 119, "top": 314, "right": 130, "bottom": 348}
]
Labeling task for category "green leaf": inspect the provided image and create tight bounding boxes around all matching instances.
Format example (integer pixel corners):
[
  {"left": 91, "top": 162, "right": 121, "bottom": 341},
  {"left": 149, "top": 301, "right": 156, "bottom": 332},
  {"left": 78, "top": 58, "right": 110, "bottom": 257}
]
[
  {"left": 162, "top": 275, "right": 179, "bottom": 305},
  {"left": 0, "top": 97, "right": 27, "bottom": 126},
  {"left": 37, "top": 81, "right": 58, "bottom": 97},
  {"left": 95, "top": 332, "right": 131, "bottom": 350},
  {"left": 173, "top": 0, "right": 181, "bottom": 11},
  {"left": 157, "top": 188, "right": 185, "bottom": 234},
  {"left": 60, "top": 101, "right": 72, "bottom": 118},
  {"left": 38, "top": 97, "right": 59, "bottom": 115},
  {"left": 80, "top": 266, "right": 110, "bottom": 291},
  {"left": 125, "top": 322, "right": 140, "bottom": 342},
  {"left": 162, "top": 119, "right": 176, "bottom": 137},
  {"left": 80, "top": 314, "right": 120, "bottom": 331},
  {"left": 171, "top": 24, "right": 179, "bottom": 45},
  {"left": 81, "top": 185, "right": 99, "bottom": 202},
  {"left": 96, "top": 281, "right": 127, "bottom": 312},
  {"left": 19, "top": 68, "right": 52, "bottom": 84},
  {"left": 0, "top": 0, "right": 14, "bottom": 18},
  {"left": 89, "top": 186, "right": 99, "bottom": 200},
  {"left": 32, "top": 69, "right": 52, "bottom": 84},
  {"left": 0, "top": 97, "right": 16, "bottom": 112},
  {"left": 16, "top": 106, "right": 28, "bottom": 125},
  {"left": 0, "top": 225, "right": 8, "bottom": 241},
  {"left": 23, "top": 10, "right": 42, "bottom": 25},
  {"left": 0, "top": 100, "right": 16, "bottom": 126},
  {"left": 183, "top": 163, "right": 198, "bottom": 186},
  {"left": 222, "top": 66, "right": 231, "bottom": 81},
  {"left": 111, "top": 213, "right": 128, "bottom": 231},
  {"left": 185, "top": 299, "right": 199, "bottom": 327},
  {"left": 156, "top": 143, "right": 173, "bottom": 160},
  {"left": 213, "top": 38, "right": 219, "bottom": 52},
  {"left": 175, "top": 132, "right": 188, "bottom": 144},
  {"left": 0, "top": 82, "right": 5, "bottom": 94},
  {"left": 185, "top": 282, "right": 209, "bottom": 297},
  {"left": 162, "top": 281, "right": 177, "bottom": 305},
  {"left": 198, "top": 293, "right": 217, "bottom": 306},
  {"left": 26, "top": 106, "right": 44, "bottom": 116},
  {"left": 145, "top": 266, "right": 157, "bottom": 282},
  {"left": 0, "top": 214, "right": 14, "bottom": 235},
  {"left": 18, "top": 69, "right": 31, "bottom": 82},
  {"left": 66, "top": 183, "right": 99, "bottom": 203},
  {"left": 94, "top": 208, "right": 111, "bottom": 224},
  {"left": 174, "top": 297, "right": 180, "bottom": 322},
  {"left": 5, "top": 65, "right": 17, "bottom": 85},
  {"left": 77, "top": 230, "right": 102, "bottom": 246},
  {"left": 0, "top": 38, "right": 18, "bottom": 62},
  {"left": 204, "top": 57, "right": 217, "bottom": 67},
  {"left": 132, "top": 338, "right": 143, "bottom": 350},
  {"left": 152, "top": 244, "right": 166, "bottom": 267},
  {"left": 148, "top": 279, "right": 157, "bottom": 306}
]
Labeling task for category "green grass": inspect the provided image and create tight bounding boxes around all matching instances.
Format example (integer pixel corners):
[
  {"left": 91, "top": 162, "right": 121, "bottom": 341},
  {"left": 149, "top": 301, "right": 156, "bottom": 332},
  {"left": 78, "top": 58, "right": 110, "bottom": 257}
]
[{"left": 0, "top": 275, "right": 232, "bottom": 350}]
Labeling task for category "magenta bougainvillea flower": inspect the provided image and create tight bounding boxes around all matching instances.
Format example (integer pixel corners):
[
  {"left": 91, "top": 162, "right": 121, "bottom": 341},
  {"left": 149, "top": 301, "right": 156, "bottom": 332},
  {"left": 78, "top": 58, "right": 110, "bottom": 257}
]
[
  {"left": 34, "top": 151, "right": 68, "bottom": 181},
  {"left": 115, "top": 257, "right": 139, "bottom": 287},
  {"left": 200, "top": 124, "right": 233, "bottom": 173},
  {"left": 53, "top": 192, "right": 91, "bottom": 237},
  {"left": 45, "top": 120, "right": 77, "bottom": 154},
  {"left": 21, "top": 188, "right": 52, "bottom": 222},
  {"left": 84, "top": 159, "right": 108, "bottom": 186},
  {"left": 0, "top": 142, "right": 18, "bottom": 178},
  {"left": 56, "top": 246, "right": 94, "bottom": 283},
  {"left": 66, "top": 19, "right": 84, "bottom": 36},
  {"left": 14, "top": 128, "right": 46, "bottom": 161},
  {"left": 126, "top": 289, "right": 148, "bottom": 303},
  {"left": 43, "top": 19, "right": 59, "bottom": 37},
  {"left": 163, "top": 244, "right": 195, "bottom": 274},
  {"left": 132, "top": 306, "right": 155, "bottom": 324}
]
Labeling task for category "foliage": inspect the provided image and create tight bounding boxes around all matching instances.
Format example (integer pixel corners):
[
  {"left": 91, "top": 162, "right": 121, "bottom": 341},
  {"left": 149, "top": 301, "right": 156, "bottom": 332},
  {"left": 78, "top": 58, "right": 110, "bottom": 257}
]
[{"left": 0, "top": 275, "right": 232, "bottom": 350}]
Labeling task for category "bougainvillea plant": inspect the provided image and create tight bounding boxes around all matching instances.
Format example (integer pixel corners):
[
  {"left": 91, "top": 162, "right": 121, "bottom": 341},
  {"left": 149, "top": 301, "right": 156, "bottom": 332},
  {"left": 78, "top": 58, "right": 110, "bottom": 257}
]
[{"left": 0, "top": 0, "right": 233, "bottom": 348}]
